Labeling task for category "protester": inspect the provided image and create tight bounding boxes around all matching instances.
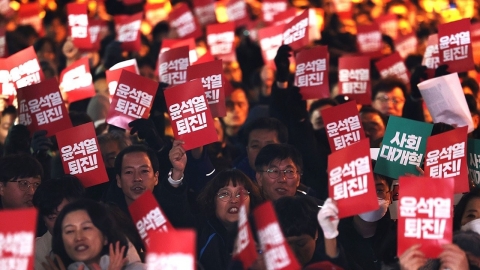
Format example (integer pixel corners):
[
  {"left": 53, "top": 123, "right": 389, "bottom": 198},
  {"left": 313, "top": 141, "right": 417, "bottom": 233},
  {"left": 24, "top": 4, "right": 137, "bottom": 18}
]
[{"left": 371, "top": 77, "right": 408, "bottom": 117}]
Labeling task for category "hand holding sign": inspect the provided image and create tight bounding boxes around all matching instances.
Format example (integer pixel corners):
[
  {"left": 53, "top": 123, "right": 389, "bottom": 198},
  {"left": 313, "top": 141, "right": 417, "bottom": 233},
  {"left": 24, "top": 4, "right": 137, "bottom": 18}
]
[{"left": 317, "top": 198, "right": 339, "bottom": 239}]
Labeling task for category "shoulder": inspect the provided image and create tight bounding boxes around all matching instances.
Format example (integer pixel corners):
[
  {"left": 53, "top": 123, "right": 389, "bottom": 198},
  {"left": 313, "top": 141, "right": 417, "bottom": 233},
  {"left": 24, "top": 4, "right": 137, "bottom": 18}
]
[{"left": 124, "top": 262, "right": 147, "bottom": 270}]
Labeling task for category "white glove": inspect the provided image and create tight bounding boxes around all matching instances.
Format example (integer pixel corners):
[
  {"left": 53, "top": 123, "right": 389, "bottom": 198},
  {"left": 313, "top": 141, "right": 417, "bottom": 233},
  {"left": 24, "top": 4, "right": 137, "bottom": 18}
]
[{"left": 318, "top": 198, "right": 339, "bottom": 239}]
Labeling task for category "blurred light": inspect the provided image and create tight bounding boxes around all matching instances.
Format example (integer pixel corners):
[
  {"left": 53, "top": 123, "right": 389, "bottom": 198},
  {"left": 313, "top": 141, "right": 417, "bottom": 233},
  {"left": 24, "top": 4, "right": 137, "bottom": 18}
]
[
  {"left": 215, "top": 2, "right": 228, "bottom": 23},
  {"left": 39, "top": 10, "right": 46, "bottom": 18},
  {"left": 87, "top": 1, "right": 97, "bottom": 13},
  {"left": 140, "top": 21, "right": 152, "bottom": 35},
  {"left": 47, "top": 1, "right": 57, "bottom": 11},
  {"left": 9, "top": 1, "right": 20, "bottom": 11}
]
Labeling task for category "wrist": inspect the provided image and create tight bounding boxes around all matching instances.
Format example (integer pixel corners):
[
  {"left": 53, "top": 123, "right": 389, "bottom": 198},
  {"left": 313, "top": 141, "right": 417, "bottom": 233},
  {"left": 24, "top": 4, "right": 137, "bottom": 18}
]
[
  {"left": 168, "top": 169, "right": 184, "bottom": 187},
  {"left": 323, "top": 229, "right": 339, "bottom": 240}
]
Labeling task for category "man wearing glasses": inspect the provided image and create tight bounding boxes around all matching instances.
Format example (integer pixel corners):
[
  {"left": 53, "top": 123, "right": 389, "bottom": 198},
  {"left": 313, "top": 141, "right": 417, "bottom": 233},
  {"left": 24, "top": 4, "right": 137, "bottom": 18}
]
[
  {"left": 0, "top": 154, "right": 43, "bottom": 209},
  {"left": 371, "top": 77, "right": 408, "bottom": 117}
]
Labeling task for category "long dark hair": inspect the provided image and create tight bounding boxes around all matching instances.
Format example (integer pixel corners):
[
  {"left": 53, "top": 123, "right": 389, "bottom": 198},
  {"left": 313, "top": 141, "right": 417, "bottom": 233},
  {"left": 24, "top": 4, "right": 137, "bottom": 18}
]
[{"left": 453, "top": 189, "right": 480, "bottom": 231}]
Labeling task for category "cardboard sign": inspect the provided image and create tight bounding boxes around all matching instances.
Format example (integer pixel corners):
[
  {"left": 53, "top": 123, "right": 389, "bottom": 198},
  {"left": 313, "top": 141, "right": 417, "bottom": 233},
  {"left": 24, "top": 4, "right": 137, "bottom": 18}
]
[
  {"left": 206, "top": 22, "right": 236, "bottom": 62},
  {"left": 273, "top": 8, "right": 297, "bottom": 26},
  {"left": 0, "top": 26, "right": 6, "bottom": 58},
  {"left": 17, "top": 78, "right": 72, "bottom": 137},
  {"left": 18, "top": 3, "right": 43, "bottom": 36},
  {"left": 7, "top": 46, "right": 44, "bottom": 90},
  {"left": 0, "top": 208, "right": 37, "bottom": 270},
  {"left": 438, "top": 18, "right": 474, "bottom": 73},
  {"left": 328, "top": 139, "right": 378, "bottom": 218},
  {"left": 106, "top": 59, "right": 140, "bottom": 96},
  {"left": 161, "top": 38, "right": 198, "bottom": 64},
  {"left": 322, "top": 101, "right": 366, "bottom": 152},
  {"left": 395, "top": 33, "right": 418, "bottom": 59},
  {"left": 67, "top": 3, "right": 91, "bottom": 50},
  {"left": 472, "top": 23, "right": 480, "bottom": 64},
  {"left": 193, "top": 0, "right": 217, "bottom": 26},
  {"left": 397, "top": 177, "right": 453, "bottom": 258},
  {"left": 258, "top": 25, "right": 284, "bottom": 69},
  {"left": 422, "top": 34, "right": 440, "bottom": 77},
  {"left": 424, "top": 126, "right": 468, "bottom": 193},
  {"left": 56, "top": 122, "right": 108, "bottom": 188},
  {"left": 253, "top": 201, "right": 301, "bottom": 270},
  {"left": 187, "top": 60, "right": 226, "bottom": 117},
  {"left": 356, "top": 24, "right": 383, "bottom": 58},
  {"left": 467, "top": 138, "right": 480, "bottom": 188},
  {"left": 164, "top": 79, "right": 218, "bottom": 151},
  {"left": 294, "top": 45, "right": 329, "bottom": 100},
  {"left": 282, "top": 9, "right": 309, "bottom": 51},
  {"left": 128, "top": 192, "right": 175, "bottom": 248},
  {"left": 375, "top": 52, "right": 410, "bottom": 84},
  {"left": 59, "top": 57, "right": 95, "bottom": 103},
  {"left": 375, "top": 116, "right": 433, "bottom": 179},
  {"left": 375, "top": 14, "right": 398, "bottom": 41},
  {"left": 158, "top": 46, "right": 189, "bottom": 86},
  {"left": 169, "top": 3, "right": 202, "bottom": 40},
  {"left": 226, "top": 0, "right": 249, "bottom": 27},
  {"left": 146, "top": 230, "right": 195, "bottom": 270},
  {"left": 338, "top": 56, "right": 371, "bottom": 105},
  {"left": 106, "top": 70, "right": 158, "bottom": 129},
  {"left": 232, "top": 193, "right": 257, "bottom": 269},
  {"left": 115, "top": 12, "right": 143, "bottom": 52},
  {"left": 262, "top": 0, "right": 288, "bottom": 24}
]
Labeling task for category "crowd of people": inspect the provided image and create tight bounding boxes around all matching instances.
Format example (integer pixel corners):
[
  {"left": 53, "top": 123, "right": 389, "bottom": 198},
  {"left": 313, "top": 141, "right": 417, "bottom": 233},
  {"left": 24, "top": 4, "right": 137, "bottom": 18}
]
[{"left": 1, "top": 0, "right": 480, "bottom": 269}]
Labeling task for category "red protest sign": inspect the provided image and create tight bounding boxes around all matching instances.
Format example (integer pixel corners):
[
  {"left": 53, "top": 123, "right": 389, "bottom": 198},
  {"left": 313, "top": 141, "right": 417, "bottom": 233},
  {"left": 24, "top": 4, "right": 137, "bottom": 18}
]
[
  {"left": 164, "top": 79, "right": 218, "bottom": 151},
  {"left": 332, "top": 0, "right": 352, "bottom": 19},
  {"left": 226, "top": 0, "right": 249, "bottom": 27},
  {"left": 438, "top": 18, "right": 474, "bottom": 73},
  {"left": 106, "top": 70, "right": 158, "bottom": 129},
  {"left": 146, "top": 230, "right": 195, "bottom": 269},
  {"left": 258, "top": 24, "right": 284, "bottom": 69},
  {"left": 161, "top": 38, "right": 198, "bottom": 64},
  {"left": 356, "top": 24, "right": 383, "bottom": 58},
  {"left": 169, "top": 3, "right": 202, "bottom": 40},
  {"left": 106, "top": 59, "right": 139, "bottom": 96},
  {"left": 193, "top": 0, "right": 217, "bottom": 26},
  {"left": 115, "top": 12, "right": 143, "bottom": 52},
  {"left": 253, "top": 201, "right": 301, "bottom": 270},
  {"left": 422, "top": 34, "right": 440, "bottom": 77},
  {"left": 158, "top": 46, "right": 190, "bottom": 86},
  {"left": 206, "top": 22, "right": 236, "bottom": 62},
  {"left": 338, "top": 56, "right": 371, "bottom": 105},
  {"left": 88, "top": 19, "right": 108, "bottom": 52},
  {"left": 0, "top": 26, "right": 6, "bottom": 58},
  {"left": 67, "top": 3, "right": 91, "bottom": 50},
  {"left": 0, "top": 59, "right": 15, "bottom": 102},
  {"left": 375, "top": 52, "right": 410, "bottom": 84},
  {"left": 187, "top": 60, "right": 226, "bottom": 117},
  {"left": 273, "top": 8, "right": 297, "bottom": 26},
  {"left": 17, "top": 78, "right": 72, "bottom": 137},
  {"left": 195, "top": 51, "right": 215, "bottom": 65},
  {"left": 128, "top": 192, "right": 175, "bottom": 248},
  {"left": 0, "top": 208, "right": 37, "bottom": 270},
  {"left": 18, "top": 3, "right": 43, "bottom": 36},
  {"left": 294, "top": 45, "right": 329, "bottom": 100},
  {"left": 424, "top": 126, "right": 468, "bottom": 193},
  {"left": 397, "top": 177, "right": 453, "bottom": 258},
  {"left": 283, "top": 9, "right": 309, "bottom": 51},
  {"left": 144, "top": 2, "right": 170, "bottom": 27},
  {"left": 262, "top": 0, "right": 287, "bottom": 24},
  {"left": 375, "top": 14, "right": 398, "bottom": 41},
  {"left": 328, "top": 139, "right": 377, "bottom": 218},
  {"left": 472, "top": 23, "right": 480, "bottom": 64},
  {"left": 56, "top": 122, "right": 108, "bottom": 188},
  {"left": 232, "top": 193, "right": 257, "bottom": 269},
  {"left": 59, "top": 57, "right": 95, "bottom": 103},
  {"left": 322, "top": 101, "right": 366, "bottom": 151},
  {"left": 395, "top": 33, "right": 418, "bottom": 59},
  {"left": 7, "top": 46, "right": 44, "bottom": 90}
]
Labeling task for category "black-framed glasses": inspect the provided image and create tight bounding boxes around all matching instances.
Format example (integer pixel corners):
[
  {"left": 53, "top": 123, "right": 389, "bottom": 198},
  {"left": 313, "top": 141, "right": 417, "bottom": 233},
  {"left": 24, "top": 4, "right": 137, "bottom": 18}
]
[
  {"left": 216, "top": 190, "right": 250, "bottom": 202},
  {"left": 261, "top": 168, "right": 300, "bottom": 179},
  {"left": 375, "top": 96, "right": 405, "bottom": 105},
  {"left": 9, "top": 179, "right": 41, "bottom": 191}
]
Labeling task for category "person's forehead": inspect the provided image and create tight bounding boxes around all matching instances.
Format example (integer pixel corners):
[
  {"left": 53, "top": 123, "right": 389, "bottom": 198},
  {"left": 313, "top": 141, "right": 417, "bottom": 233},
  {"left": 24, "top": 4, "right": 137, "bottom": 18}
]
[
  {"left": 269, "top": 158, "right": 297, "bottom": 168},
  {"left": 122, "top": 151, "right": 152, "bottom": 166},
  {"left": 374, "top": 176, "right": 389, "bottom": 188},
  {"left": 230, "top": 89, "right": 247, "bottom": 101},
  {"left": 15, "top": 176, "right": 41, "bottom": 182},
  {"left": 377, "top": 87, "right": 404, "bottom": 97},
  {"left": 248, "top": 129, "right": 278, "bottom": 142},
  {"left": 361, "top": 112, "right": 383, "bottom": 124}
]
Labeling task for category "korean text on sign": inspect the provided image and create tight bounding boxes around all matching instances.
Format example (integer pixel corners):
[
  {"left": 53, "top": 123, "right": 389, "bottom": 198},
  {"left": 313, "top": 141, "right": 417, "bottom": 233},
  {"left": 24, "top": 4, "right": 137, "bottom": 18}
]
[
  {"left": 380, "top": 132, "right": 423, "bottom": 166},
  {"left": 201, "top": 74, "right": 222, "bottom": 104},
  {"left": 258, "top": 223, "right": 292, "bottom": 269},
  {"left": 19, "top": 92, "right": 63, "bottom": 126},
  {"left": 114, "top": 83, "right": 153, "bottom": 118},
  {"left": 208, "top": 32, "right": 234, "bottom": 55},
  {"left": 0, "top": 231, "right": 34, "bottom": 269},
  {"left": 159, "top": 58, "right": 188, "bottom": 85},
  {"left": 169, "top": 96, "right": 209, "bottom": 135},
  {"left": 60, "top": 138, "right": 99, "bottom": 175},
  {"left": 439, "top": 31, "right": 470, "bottom": 62},
  {"left": 358, "top": 31, "right": 381, "bottom": 53},
  {"left": 379, "top": 62, "right": 409, "bottom": 83},
  {"left": 330, "top": 156, "right": 370, "bottom": 200},
  {"left": 296, "top": 59, "right": 327, "bottom": 87},
  {"left": 137, "top": 207, "right": 169, "bottom": 244},
  {"left": 69, "top": 14, "right": 88, "bottom": 39},
  {"left": 426, "top": 143, "right": 465, "bottom": 178},
  {"left": 326, "top": 116, "right": 362, "bottom": 150},
  {"left": 339, "top": 69, "right": 369, "bottom": 94},
  {"left": 10, "top": 59, "right": 42, "bottom": 89},
  {"left": 283, "top": 18, "right": 308, "bottom": 45}
]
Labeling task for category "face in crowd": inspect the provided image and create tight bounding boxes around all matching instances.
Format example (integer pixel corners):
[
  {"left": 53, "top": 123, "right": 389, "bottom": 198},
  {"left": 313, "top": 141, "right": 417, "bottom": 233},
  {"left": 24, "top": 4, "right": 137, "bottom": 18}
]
[
  {"left": 0, "top": 176, "right": 41, "bottom": 209},
  {"left": 215, "top": 181, "right": 251, "bottom": 228},
  {"left": 360, "top": 111, "right": 386, "bottom": 146},
  {"left": 256, "top": 158, "right": 301, "bottom": 201},
  {"left": 223, "top": 89, "right": 249, "bottom": 132},
  {"left": 372, "top": 87, "right": 405, "bottom": 117},
  {"left": 247, "top": 129, "right": 280, "bottom": 170}
]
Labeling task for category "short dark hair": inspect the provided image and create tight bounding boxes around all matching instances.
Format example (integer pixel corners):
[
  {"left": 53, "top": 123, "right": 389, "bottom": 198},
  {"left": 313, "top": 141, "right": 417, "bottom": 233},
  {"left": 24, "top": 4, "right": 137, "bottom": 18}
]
[
  {"left": 0, "top": 154, "right": 43, "bottom": 183},
  {"left": 2, "top": 105, "right": 17, "bottom": 117},
  {"left": 453, "top": 189, "right": 480, "bottom": 231},
  {"left": 255, "top": 144, "right": 303, "bottom": 172},
  {"left": 274, "top": 196, "right": 319, "bottom": 239},
  {"left": 462, "top": 77, "right": 480, "bottom": 97},
  {"left": 372, "top": 160, "right": 393, "bottom": 189},
  {"left": 52, "top": 199, "right": 128, "bottom": 266},
  {"left": 308, "top": 98, "right": 338, "bottom": 119},
  {"left": 97, "top": 130, "right": 131, "bottom": 151},
  {"left": 197, "top": 169, "right": 263, "bottom": 218},
  {"left": 359, "top": 106, "right": 388, "bottom": 126},
  {"left": 371, "top": 77, "right": 408, "bottom": 101},
  {"left": 242, "top": 117, "right": 288, "bottom": 146},
  {"left": 114, "top": 144, "right": 160, "bottom": 177},
  {"left": 32, "top": 175, "right": 85, "bottom": 217}
]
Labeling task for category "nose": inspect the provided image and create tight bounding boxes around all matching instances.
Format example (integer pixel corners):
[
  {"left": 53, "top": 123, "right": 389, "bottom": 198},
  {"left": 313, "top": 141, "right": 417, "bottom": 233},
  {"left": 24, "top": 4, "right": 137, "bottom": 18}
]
[
  {"left": 75, "top": 230, "right": 84, "bottom": 241},
  {"left": 277, "top": 173, "right": 287, "bottom": 183},
  {"left": 133, "top": 171, "right": 142, "bottom": 182},
  {"left": 26, "top": 184, "right": 36, "bottom": 194}
]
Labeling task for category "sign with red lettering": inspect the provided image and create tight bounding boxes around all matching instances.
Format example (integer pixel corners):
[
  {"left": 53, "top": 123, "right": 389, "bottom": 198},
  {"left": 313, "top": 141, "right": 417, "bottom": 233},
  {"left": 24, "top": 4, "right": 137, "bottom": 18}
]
[
  {"left": 59, "top": 57, "right": 95, "bottom": 103},
  {"left": 67, "top": 3, "right": 91, "bottom": 50},
  {"left": 106, "top": 59, "right": 139, "bottom": 96},
  {"left": 424, "top": 126, "right": 468, "bottom": 193},
  {"left": 322, "top": 101, "right": 366, "bottom": 151},
  {"left": 356, "top": 24, "right": 382, "bottom": 58},
  {"left": 294, "top": 45, "right": 329, "bottom": 99},
  {"left": 0, "top": 208, "right": 37, "bottom": 270},
  {"left": 18, "top": 3, "right": 43, "bottom": 36},
  {"left": 161, "top": 38, "right": 198, "bottom": 64},
  {"left": 395, "top": 33, "right": 418, "bottom": 59},
  {"left": 56, "top": 122, "right": 108, "bottom": 187},
  {"left": 422, "top": 34, "right": 440, "bottom": 77},
  {"left": 472, "top": 23, "right": 480, "bottom": 64},
  {"left": 115, "top": 12, "right": 143, "bottom": 52},
  {"left": 338, "top": 56, "right": 371, "bottom": 105},
  {"left": 328, "top": 139, "right": 378, "bottom": 218},
  {"left": 282, "top": 9, "right": 309, "bottom": 51},
  {"left": 7, "top": 46, "right": 44, "bottom": 90},
  {"left": 169, "top": 3, "right": 202, "bottom": 40},
  {"left": 206, "top": 22, "right": 236, "bottom": 62},
  {"left": 438, "top": 18, "right": 474, "bottom": 73},
  {"left": 107, "top": 70, "right": 158, "bottom": 129},
  {"left": 164, "top": 79, "right": 218, "bottom": 151},
  {"left": 273, "top": 8, "right": 297, "bottom": 26},
  {"left": 258, "top": 25, "right": 284, "bottom": 69},
  {"left": 187, "top": 60, "right": 226, "bottom": 117},
  {"left": 146, "top": 230, "right": 195, "bottom": 269},
  {"left": 158, "top": 46, "right": 189, "bottom": 86},
  {"left": 262, "top": 0, "right": 287, "bottom": 24},
  {"left": 375, "top": 14, "right": 398, "bottom": 41},
  {"left": 0, "top": 26, "right": 6, "bottom": 58},
  {"left": 17, "top": 78, "right": 72, "bottom": 136},
  {"left": 397, "top": 177, "right": 453, "bottom": 258},
  {"left": 128, "top": 192, "right": 176, "bottom": 248},
  {"left": 232, "top": 193, "right": 257, "bottom": 269},
  {"left": 226, "top": 0, "right": 249, "bottom": 27},
  {"left": 193, "top": 0, "right": 216, "bottom": 26},
  {"left": 253, "top": 201, "right": 301, "bottom": 270},
  {"left": 375, "top": 52, "right": 410, "bottom": 84}
]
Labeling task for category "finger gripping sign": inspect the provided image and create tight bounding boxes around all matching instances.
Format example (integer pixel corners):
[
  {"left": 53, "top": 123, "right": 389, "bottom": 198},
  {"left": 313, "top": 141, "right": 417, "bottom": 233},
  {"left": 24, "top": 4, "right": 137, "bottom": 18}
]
[{"left": 145, "top": 229, "right": 195, "bottom": 270}]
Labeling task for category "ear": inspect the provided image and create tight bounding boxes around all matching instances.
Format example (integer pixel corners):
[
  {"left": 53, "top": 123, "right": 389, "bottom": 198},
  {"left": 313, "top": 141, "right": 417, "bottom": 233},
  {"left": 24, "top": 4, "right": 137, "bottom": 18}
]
[
  {"left": 255, "top": 172, "right": 262, "bottom": 187},
  {"left": 116, "top": 175, "right": 122, "bottom": 188},
  {"left": 154, "top": 171, "right": 159, "bottom": 186}
]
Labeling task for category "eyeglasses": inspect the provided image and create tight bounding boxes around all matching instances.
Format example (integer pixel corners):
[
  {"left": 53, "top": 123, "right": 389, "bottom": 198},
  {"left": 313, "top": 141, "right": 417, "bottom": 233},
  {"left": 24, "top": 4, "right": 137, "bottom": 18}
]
[
  {"left": 9, "top": 179, "right": 41, "bottom": 191},
  {"left": 375, "top": 96, "right": 405, "bottom": 105},
  {"left": 216, "top": 190, "right": 250, "bottom": 202},
  {"left": 261, "top": 168, "right": 300, "bottom": 180}
]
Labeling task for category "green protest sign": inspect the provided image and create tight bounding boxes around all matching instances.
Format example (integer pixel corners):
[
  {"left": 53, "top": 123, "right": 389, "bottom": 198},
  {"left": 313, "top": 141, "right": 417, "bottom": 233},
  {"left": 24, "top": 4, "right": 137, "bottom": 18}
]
[{"left": 467, "top": 138, "right": 480, "bottom": 187}]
